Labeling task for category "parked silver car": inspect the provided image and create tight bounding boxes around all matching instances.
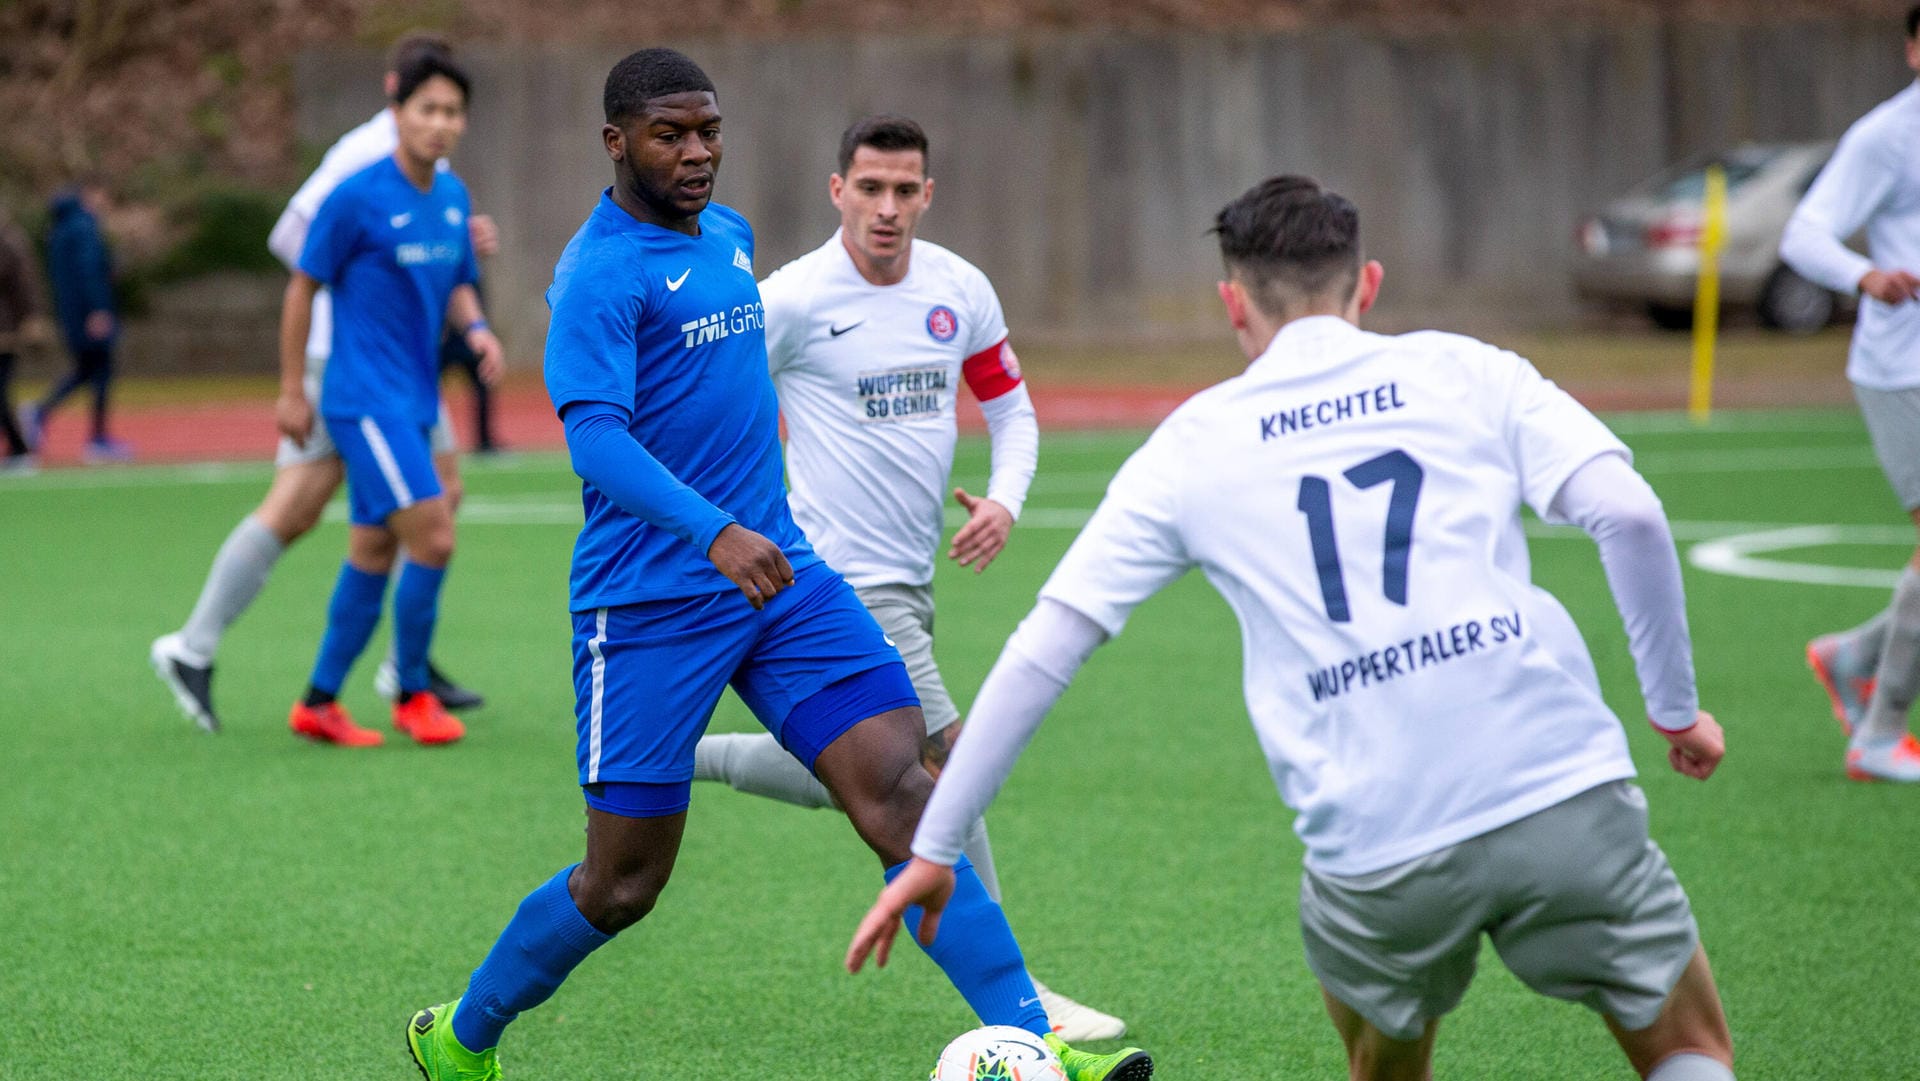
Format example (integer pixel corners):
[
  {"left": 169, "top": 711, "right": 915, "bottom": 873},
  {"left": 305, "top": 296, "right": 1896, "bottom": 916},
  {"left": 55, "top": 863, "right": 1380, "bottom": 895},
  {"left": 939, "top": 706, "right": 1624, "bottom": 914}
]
[{"left": 1573, "top": 142, "right": 1850, "bottom": 333}]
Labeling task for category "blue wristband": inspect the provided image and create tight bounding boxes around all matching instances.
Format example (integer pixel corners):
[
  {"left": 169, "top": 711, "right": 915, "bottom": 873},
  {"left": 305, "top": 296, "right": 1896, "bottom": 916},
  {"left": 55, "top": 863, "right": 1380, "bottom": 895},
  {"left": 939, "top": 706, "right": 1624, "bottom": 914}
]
[{"left": 466, "top": 319, "right": 489, "bottom": 335}]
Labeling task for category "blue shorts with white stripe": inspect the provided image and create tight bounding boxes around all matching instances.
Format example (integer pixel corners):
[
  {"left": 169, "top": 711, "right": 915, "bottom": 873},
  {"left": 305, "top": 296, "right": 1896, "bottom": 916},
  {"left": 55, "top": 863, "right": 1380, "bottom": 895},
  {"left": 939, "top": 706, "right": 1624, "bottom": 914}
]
[
  {"left": 568, "top": 559, "right": 916, "bottom": 790},
  {"left": 324, "top": 414, "right": 443, "bottom": 526}
]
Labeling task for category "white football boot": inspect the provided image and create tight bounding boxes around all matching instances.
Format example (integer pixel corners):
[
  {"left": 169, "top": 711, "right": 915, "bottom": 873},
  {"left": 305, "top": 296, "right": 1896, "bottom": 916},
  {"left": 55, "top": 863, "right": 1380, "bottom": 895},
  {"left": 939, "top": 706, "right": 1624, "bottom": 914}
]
[
  {"left": 1847, "top": 733, "right": 1920, "bottom": 782},
  {"left": 149, "top": 632, "right": 219, "bottom": 733},
  {"left": 1033, "top": 978, "right": 1128, "bottom": 1042}
]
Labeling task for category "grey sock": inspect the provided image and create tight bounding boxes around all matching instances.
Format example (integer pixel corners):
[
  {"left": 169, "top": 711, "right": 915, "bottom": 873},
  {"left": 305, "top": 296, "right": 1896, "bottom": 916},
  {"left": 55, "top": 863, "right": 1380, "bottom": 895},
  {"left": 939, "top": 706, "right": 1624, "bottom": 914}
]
[
  {"left": 692, "top": 732, "right": 836, "bottom": 809},
  {"left": 1646, "top": 1052, "right": 1734, "bottom": 1081},
  {"left": 1861, "top": 567, "right": 1920, "bottom": 744},
  {"left": 178, "top": 515, "right": 285, "bottom": 663},
  {"left": 1843, "top": 609, "right": 1892, "bottom": 668},
  {"left": 961, "top": 816, "right": 1003, "bottom": 903}
]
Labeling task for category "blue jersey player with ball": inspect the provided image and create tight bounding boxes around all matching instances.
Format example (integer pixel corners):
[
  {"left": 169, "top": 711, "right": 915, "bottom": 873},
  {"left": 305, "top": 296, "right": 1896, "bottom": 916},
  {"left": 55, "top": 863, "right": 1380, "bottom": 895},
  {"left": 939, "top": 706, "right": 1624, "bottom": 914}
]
[{"left": 404, "top": 48, "right": 1151, "bottom": 1081}]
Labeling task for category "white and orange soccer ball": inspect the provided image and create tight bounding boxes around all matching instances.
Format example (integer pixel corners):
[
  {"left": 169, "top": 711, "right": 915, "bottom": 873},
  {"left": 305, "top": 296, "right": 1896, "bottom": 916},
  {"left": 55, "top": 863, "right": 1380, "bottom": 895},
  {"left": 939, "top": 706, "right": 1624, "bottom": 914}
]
[{"left": 930, "top": 1026, "right": 1067, "bottom": 1081}]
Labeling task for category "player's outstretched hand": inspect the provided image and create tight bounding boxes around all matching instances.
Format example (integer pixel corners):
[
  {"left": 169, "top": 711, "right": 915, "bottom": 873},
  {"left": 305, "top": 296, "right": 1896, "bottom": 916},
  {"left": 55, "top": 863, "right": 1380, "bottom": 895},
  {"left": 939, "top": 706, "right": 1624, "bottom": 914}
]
[
  {"left": 949, "top": 488, "right": 1014, "bottom": 574},
  {"left": 1655, "top": 710, "right": 1724, "bottom": 780},
  {"left": 468, "top": 326, "right": 506, "bottom": 385},
  {"left": 275, "top": 390, "right": 313, "bottom": 448},
  {"left": 468, "top": 214, "right": 500, "bottom": 259},
  {"left": 707, "top": 523, "right": 795, "bottom": 610},
  {"left": 847, "top": 856, "right": 955, "bottom": 973},
  {"left": 1860, "top": 268, "right": 1920, "bottom": 305}
]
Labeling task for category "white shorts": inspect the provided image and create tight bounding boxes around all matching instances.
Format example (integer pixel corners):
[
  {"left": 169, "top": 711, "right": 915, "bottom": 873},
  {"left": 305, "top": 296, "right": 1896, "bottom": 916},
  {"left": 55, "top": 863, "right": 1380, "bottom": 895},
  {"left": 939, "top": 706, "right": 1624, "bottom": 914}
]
[
  {"left": 1854, "top": 383, "right": 1920, "bottom": 511},
  {"left": 276, "top": 398, "right": 457, "bottom": 468},
  {"left": 1298, "top": 780, "right": 1698, "bottom": 1041},
  {"left": 853, "top": 583, "right": 960, "bottom": 736}
]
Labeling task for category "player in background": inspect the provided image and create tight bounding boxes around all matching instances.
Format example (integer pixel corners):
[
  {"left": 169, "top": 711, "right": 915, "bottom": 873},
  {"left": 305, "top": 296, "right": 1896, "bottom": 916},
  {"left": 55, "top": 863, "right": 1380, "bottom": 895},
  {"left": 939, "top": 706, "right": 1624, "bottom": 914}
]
[
  {"left": 404, "top": 50, "right": 1149, "bottom": 1081},
  {"left": 853, "top": 176, "right": 1737, "bottom": 1081},
  {"left": 691, "top": 113, "right": 1125, "bottom": 1043},
  {"left": 148, "top": 31, "right": 498, "bottom": 734},
  {"left": 1781, "top": 3, "right": 1920, "bottom": 783},
  {"left": 278, "top": 50, "right": 499, "bottom": 748}
]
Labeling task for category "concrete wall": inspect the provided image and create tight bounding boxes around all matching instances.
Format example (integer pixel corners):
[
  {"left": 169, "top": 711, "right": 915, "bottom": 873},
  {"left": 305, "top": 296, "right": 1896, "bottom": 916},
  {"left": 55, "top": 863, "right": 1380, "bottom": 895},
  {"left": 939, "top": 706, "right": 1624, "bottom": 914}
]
[{"left": 295, "top": 19, "right": 1907, "bottom": 346}]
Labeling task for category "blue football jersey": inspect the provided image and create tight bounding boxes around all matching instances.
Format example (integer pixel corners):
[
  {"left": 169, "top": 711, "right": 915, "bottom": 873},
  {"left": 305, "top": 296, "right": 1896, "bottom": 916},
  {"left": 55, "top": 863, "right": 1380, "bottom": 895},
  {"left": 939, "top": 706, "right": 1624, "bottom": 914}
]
[
  {"left": 299, "top": 156, "right": 478, "bottom": 427},
  {"left": 544, "top": 193, "right": 818, "bottom": 610}
]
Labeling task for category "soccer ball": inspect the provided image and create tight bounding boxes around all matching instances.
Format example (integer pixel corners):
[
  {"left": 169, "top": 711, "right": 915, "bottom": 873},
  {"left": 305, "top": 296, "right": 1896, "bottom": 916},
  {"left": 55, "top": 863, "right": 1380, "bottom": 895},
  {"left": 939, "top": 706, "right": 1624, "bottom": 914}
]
[{"left": 931, "top": 1025, "right": 1066, "bottom": 1081}]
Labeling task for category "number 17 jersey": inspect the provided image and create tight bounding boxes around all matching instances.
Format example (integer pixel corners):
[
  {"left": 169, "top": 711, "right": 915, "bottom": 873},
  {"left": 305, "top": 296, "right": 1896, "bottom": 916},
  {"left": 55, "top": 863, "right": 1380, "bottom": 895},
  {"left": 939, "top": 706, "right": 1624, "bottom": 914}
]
[{"left": 1039, "top": 315, "right": 1638, "bottom": 877}]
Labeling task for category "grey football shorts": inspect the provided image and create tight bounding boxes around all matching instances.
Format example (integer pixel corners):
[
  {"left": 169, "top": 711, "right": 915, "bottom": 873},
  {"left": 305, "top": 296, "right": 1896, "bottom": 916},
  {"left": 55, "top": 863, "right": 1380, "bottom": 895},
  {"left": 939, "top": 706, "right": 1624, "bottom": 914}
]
[
  {"left": 1854, "top": 383, "right": 1920, "bottom": 511},
  {"left": 854, "top": 582, "right": 960, "bottom": 736},
  {"left": 276, "top": 392, "right": 458, "bottom": 468},
  {"left": 1298, "top": 779, "right": 1698, "bottom": 1041}
]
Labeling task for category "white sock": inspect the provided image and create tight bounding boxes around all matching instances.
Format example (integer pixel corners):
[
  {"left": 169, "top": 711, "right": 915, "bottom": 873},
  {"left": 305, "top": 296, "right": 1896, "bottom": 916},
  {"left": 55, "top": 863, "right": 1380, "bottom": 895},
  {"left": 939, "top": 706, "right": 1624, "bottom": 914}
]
[
  {"left": 692, "top": 732, "right": 836, "bottom": 809},
  {"left": 1646, "top": 1052, "right": 1734, "bottom": 1080},
  {"left": 178, "top": 515, "right": 285, "bottom": 663},
  {"left": 961, "top": 816, "right": 1003, "bottom": 903},
  {"left": 1860, "top": 567, "right": 1920, "bottom": 744}
]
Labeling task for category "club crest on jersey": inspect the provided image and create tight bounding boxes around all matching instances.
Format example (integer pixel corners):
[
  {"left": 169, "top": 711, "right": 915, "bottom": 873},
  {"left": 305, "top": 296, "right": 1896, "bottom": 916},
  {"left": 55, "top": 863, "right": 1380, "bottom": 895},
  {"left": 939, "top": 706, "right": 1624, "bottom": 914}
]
[
  {"left": 926, "top": 305, "right": 959, "bottom": 342},
  {"left": 444, "top": 207, "right": 464, "bottom": 227},
  {"left": 734, "top": 247, "right": 752, "bottom": 274}
]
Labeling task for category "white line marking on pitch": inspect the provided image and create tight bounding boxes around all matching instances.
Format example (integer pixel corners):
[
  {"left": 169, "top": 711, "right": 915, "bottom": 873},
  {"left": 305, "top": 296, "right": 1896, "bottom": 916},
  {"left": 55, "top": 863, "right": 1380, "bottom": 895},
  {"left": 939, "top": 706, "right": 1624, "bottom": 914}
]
[
  {"left": 1634, "top": 446, "right": 1876, "bottom": 474},
  {"left": 1685, "top": 524, "right": 1913, "bottom": 589}
]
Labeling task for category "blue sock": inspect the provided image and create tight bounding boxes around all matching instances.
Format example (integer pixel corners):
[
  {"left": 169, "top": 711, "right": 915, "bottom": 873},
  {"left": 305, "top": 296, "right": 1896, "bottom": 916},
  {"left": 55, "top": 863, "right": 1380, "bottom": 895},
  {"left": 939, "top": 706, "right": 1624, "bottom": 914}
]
[
  {"left": 308, "top": 563, "right": 389, "bottom": 694},
  {"left": 453, "top": 865, "right": 614, "bottom": 1053},
  {"left": 392, "top": 560, "right": 447, "bottom": 695},
  {"left": 890, "top": 855, "right": 1050, "bottom": 1038}
]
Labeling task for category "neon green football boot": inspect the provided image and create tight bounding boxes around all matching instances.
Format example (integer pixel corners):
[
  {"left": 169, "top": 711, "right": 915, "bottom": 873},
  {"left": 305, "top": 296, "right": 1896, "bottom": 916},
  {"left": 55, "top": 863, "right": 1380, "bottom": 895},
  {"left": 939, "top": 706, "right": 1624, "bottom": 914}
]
[
  {"left": 1045, "top": 1032, "right": 1153, "bottom": 1081},
  {"left": 406, "top": 999, "right": 503, "bottom": 1081}
]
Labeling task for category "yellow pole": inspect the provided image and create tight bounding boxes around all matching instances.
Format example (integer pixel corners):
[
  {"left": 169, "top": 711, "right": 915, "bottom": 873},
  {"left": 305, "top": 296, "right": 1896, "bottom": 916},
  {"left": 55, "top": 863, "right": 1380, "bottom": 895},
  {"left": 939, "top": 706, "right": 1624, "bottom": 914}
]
[{"left": 1689, "top": 164, "right": 1727, "bottom": 425}]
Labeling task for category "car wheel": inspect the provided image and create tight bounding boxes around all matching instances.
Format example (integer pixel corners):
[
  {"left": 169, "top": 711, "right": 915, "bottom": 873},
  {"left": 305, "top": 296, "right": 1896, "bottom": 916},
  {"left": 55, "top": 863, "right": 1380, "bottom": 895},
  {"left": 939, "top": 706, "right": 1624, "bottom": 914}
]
[
  {"left": 1758, "top": 265, "right": 1835, "bottom": 334},
  {"left": 1647, "top": 303, "right": 1694, "bottom": 331}
]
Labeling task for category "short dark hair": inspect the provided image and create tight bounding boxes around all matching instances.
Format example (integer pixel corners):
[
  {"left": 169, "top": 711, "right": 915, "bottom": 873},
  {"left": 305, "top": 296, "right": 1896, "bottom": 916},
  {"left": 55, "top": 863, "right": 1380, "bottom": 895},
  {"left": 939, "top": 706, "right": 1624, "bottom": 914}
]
[
  {"left": 1211, "top": 175, "right": 1362, "bottom": 315},
  {"left": 837, "top": 115, "right": 930, "bottom": 175},
  {"left": 604, "top": 49, "right": 716, "bottom": 126},
  {"left": 392, "top": 50, "right": 470, "bottom": 105},
  {"left": 388, "top": 30, "right": 453, "bottom": 73},
  {"left": 1907, "top": 4, "right": 1919, "bottom": 39}
]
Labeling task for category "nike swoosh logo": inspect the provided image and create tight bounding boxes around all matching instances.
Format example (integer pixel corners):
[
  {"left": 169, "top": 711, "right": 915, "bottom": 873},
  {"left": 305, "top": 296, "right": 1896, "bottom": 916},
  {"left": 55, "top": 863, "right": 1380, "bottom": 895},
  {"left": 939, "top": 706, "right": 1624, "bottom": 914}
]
[
  {"left": 830, "top": 321, "right": 864, "bottom": 337},
  {"left": 389, "top": 213, "right": 412, "bottom": 228},
  {"left": 666, "top": 268, "right": 692, "bottom": 292},
  {"left": 1018, "top": 996, "right": 1042, "bottom": 1008}
]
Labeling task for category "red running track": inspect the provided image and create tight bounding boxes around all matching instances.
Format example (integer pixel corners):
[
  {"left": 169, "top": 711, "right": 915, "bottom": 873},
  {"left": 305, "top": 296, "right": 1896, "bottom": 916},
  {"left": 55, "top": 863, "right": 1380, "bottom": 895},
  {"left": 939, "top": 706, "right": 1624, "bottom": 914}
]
[{"left": 19, "top": 383, "right": 1209, "bottom": 467}]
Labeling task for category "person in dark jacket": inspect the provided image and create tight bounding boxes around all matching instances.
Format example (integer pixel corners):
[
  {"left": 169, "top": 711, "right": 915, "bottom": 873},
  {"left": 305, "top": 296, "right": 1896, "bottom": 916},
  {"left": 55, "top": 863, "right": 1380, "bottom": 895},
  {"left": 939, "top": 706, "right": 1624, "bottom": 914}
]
[
  {"left": 439, "top": 278, "right": 504, "bottom": 454},
  {"left": 28, "top": 180, "right": 131, "bottom": 462},
  {"left": 0, "top": 204, "right": 47, "bottom": 471}
]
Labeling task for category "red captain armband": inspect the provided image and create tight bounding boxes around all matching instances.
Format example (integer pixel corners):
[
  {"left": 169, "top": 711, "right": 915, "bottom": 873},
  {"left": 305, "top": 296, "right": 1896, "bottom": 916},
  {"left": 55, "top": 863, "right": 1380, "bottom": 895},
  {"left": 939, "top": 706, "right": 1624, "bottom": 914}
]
[{"left": 962, "top": 338, "right": 1024, "bottom": 401}]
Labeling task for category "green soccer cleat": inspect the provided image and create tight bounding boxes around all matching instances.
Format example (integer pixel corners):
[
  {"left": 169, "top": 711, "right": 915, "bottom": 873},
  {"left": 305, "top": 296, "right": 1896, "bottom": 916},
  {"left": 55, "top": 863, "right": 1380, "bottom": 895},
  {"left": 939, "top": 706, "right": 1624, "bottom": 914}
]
[
  {"left": 407, "top": 999, "right": 503, "bottom": 1081},
  {"left": 1045, "top": 1032, "right": 1153, "bottom": 1081}
]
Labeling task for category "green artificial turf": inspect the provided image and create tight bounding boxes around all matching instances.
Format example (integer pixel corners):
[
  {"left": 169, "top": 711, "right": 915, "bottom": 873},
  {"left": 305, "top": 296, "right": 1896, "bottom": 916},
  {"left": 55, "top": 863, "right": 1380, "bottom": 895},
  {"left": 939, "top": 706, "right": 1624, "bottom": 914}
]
[{"left": 2, "top": 409, "right": 1915, "bottom": 1078}]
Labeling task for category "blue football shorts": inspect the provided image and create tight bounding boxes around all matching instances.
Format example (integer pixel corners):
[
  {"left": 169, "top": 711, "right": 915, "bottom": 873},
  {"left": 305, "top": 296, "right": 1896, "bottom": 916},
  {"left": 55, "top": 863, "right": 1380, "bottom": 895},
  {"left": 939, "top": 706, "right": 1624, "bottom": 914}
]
[
  {"left": 323, "top": 415, "right": 443, "bottom": 526},
  {"left": 571, "top": 559, "right": 919, "bottom": 801}
]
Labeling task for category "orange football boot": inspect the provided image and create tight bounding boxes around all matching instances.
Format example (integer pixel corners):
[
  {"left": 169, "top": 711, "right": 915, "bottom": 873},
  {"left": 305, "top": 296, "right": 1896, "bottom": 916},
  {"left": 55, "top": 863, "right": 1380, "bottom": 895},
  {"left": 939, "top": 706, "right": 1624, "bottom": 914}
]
[
  {"left": 393, "top": 691, "right": 466, "bottom": 746},
  {"left": 289, "top": 701, "right": 385, "bottom": 746}
]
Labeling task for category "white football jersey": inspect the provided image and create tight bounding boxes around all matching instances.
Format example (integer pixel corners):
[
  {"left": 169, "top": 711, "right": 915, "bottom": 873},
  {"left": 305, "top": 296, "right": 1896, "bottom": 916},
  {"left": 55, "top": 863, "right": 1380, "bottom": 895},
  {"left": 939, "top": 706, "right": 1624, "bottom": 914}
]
[
  {"left": 1040, "top": 316, "right": 1638, "bottom": 876},
  {"left": 763, "top": 233, "right": 1026, "bottom": 588},
  {"left": 1781, "top": 81, "right": 1920, "bottom": 389}
]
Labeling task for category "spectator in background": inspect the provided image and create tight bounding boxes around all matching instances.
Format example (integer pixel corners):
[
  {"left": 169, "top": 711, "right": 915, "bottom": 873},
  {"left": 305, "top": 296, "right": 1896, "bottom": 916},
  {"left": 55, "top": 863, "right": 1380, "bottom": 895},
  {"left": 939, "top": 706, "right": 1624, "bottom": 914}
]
[
  {"left": 29, "top": 179, "right": 132, "bottom": 463},
  {"left": 439, "top": 219, "right": 504, "bottom": 453},
  {"left": 0, "top": 203, "right": 46, "bottom": 472}
]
